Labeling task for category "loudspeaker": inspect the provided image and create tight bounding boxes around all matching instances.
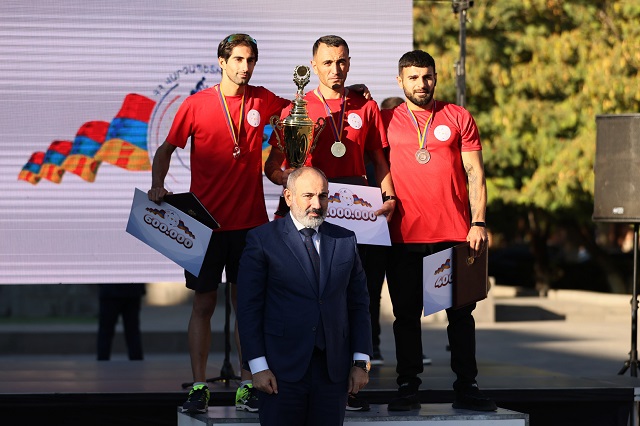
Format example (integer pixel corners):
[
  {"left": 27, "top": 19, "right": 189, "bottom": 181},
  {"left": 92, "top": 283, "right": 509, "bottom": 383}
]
[{"left": 593, "top": 114, "right": 640, "bottom": 222}]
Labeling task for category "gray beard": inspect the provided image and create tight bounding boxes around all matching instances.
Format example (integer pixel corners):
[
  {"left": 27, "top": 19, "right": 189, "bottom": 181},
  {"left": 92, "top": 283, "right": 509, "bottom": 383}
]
[
  {"left": 291, "top": 202, "right": 327, "bottom": 228},
  {"left": 299, "top": 214, "right": 325, "bottom": 229}
]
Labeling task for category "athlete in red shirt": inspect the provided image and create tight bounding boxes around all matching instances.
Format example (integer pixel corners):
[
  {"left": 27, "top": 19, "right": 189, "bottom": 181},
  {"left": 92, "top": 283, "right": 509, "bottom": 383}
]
[
  {"left": 382, "top": 50, "right": 495, "bottom": 412},
  {"left": 264, "top": 35, "right": 396, "bottom": 222},
  {"left": 148, "top": 34, "right": 289, "bottom": 415},
  {"left": 384, "top": 99, "right": 482, "bottom": 244}
]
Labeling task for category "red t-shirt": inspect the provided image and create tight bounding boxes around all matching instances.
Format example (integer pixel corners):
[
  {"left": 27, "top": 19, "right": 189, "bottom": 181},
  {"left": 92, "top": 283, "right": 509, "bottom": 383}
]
[
  {"left": 166, "top": 85, "right": 289, "bottom": 231},
  {"left": 270, "top": 89, "right": 387, "bottom": 180},
  {"left": 382, "top": 100, "right": 482, "bottom": 244}
]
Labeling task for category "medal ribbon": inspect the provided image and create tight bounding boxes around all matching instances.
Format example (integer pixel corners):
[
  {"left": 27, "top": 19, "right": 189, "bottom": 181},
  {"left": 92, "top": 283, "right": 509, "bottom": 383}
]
[
  {"left": 314, "top": 88, "right": 346, "bottom": 142},
  {"left": 406, "top": 100, "right": 436, "bottom": 150},
  {"left": 216, "top": 84, "right": 245, "bottom": 151}
]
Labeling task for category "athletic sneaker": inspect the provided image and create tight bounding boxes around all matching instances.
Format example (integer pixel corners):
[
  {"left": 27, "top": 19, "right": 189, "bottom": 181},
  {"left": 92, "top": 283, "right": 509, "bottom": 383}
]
[
  {"left": 346, "top": 393, "right": 370, "bottom": 411},
  {"left": 182, "top": 384, "right": 210, "bottom": 414},
  {"left": 235, "top": 383, "right": 259, "bottom": 412}
]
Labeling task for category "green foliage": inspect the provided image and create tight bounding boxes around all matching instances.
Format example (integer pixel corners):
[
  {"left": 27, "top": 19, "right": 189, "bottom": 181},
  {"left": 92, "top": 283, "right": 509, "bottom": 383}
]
[{"left": 413, "top": 0, "right": 640, "bottom": 229}]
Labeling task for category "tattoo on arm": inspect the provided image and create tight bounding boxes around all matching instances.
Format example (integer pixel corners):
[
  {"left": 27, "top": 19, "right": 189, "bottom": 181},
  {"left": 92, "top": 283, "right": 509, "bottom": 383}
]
[{"left": 465, "top": 163, "right": 479, "bottom": 218}]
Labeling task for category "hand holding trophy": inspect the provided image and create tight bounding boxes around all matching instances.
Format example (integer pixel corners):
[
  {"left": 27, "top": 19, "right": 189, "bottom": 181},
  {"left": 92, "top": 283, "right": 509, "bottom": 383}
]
[{"left": 270, "top": 65, "right": 326, "bottom": 168}]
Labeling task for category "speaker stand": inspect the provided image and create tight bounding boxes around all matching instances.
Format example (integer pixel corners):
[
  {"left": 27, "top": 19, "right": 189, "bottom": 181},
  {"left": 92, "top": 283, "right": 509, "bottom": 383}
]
[{"left": 618, "top": 223, "right": 639, "bottom": 377}]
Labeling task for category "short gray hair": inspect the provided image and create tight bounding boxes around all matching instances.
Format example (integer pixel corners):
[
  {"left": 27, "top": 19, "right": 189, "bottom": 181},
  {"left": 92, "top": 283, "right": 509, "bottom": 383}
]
[{"left": 286, "top": 167, "right": 327, "bottom": 192}]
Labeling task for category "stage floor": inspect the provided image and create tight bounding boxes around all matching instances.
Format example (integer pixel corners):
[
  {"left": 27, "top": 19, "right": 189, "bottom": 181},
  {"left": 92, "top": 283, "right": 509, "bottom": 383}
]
[
  {"left": 0, "top": 353, "right": 638, "bottom": 426},
  {"left": 1, "top": 287, "right": 640, "bottom": 425}
]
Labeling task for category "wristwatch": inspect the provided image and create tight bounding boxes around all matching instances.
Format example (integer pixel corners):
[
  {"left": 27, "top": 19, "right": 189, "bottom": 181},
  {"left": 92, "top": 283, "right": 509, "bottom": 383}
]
[
  {"left": 353, "top": 360, "right": 371, "bottom": 373},
  {"left": 382, "top": 195, "right": 397, "bottom": 202},
  {"left": 471, "top": 221, "right": 486, "bottom": 228}
]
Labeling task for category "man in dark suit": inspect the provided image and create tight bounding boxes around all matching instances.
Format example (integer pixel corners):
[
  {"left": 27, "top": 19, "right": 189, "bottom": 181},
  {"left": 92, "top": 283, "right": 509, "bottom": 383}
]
[{"left": 237, "top": 166, "right": 373, "bottom": 426}]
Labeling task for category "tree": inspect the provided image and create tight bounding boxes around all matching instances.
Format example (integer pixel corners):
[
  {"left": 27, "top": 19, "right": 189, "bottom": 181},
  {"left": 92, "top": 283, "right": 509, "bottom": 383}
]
[{"left": 413, "top": 0, "right": 640, "bottom": 293}]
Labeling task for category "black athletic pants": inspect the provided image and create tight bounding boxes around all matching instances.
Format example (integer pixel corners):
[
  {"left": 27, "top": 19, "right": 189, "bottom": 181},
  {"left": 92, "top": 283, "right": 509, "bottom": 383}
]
[{"left": 386, "top": 242, "right": 478, "bottom": 391}]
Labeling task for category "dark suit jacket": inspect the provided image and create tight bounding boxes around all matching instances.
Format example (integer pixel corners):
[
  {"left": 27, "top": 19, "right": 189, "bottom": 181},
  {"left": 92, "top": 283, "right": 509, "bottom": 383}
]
[{"left": 237, "top": 215, "right": 372, "bottom": 383}]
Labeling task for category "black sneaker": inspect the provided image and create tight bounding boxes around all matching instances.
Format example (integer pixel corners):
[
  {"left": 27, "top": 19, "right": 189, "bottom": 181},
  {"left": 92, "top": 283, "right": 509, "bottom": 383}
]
[
  {"left": 452, "top": 384, "right": 497, "bottom": 412},
  {"left": 371, "top": 348, "right": 384, "bottom": 366},
  {"left": 422, "top": 353, "right": 432, "bottom": 365},
  {"left": 346, "top": 393, "right": 370, "bottom": 411},
  {"left": 181, "top": 384, "right": 210, "bottom": 414},
  {"left": 387, "top": 383, "right": 420, "bottom": 411}
]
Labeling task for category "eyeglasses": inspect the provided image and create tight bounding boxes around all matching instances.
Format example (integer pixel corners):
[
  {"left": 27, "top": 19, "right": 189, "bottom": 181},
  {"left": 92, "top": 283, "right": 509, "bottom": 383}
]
[{"left": 226, "top": 34, "right": 257, "bottom": 45}]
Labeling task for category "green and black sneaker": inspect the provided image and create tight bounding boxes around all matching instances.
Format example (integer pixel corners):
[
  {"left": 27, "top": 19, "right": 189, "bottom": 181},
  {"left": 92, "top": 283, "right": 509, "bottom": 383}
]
[
  {"left": 235, "top": 382, "right": 259, "bottom": 412},
  {"left": 182, "top": 384, "right": 210, "bottom": 414}
]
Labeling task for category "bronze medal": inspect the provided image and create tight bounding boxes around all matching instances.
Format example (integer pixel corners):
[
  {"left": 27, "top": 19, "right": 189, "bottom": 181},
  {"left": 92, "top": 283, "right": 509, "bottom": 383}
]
[{"left": 415, "top": 148, "right": 430, "bottom": 164}]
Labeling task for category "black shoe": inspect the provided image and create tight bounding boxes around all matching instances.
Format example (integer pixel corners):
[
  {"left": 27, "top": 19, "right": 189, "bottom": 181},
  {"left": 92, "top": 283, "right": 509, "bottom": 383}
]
[
  {"left": 452, "top": 384, "right": 497, "bottom": 412},
  {"left": 346, "top": 393, "right": 370, "bottom": 411},
  {"left": 387, "top": 383, "right": 420, "bottom": 411}
]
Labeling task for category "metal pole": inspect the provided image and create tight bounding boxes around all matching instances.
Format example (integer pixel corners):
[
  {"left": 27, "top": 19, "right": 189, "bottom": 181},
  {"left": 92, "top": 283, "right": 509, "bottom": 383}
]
[
  {"left": 631, "top": 223, "right": 638, "bottom": 377},
  {"left": 619, "top": 223, "right": 639, "bottom": 377},
  {"left": 453, "top": 0, "right": 472, "bottom": 107},
  {"left": 456, "top": 7, "right": 467, "bottom": 107}
]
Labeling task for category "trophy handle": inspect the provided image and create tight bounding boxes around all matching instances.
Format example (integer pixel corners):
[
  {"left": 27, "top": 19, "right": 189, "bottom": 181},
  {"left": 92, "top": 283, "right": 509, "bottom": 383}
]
[
  {"left": 309, "top": 117, "right": 326, "bottom": 154},
  {"left": 269, "top": 115, "right": 285, "bottom": 152}
]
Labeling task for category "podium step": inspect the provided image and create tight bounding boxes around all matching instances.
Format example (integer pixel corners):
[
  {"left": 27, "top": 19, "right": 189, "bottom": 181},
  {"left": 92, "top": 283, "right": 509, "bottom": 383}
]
[{"left": 178, "top": 404, "right": 529, "bottom": 425}]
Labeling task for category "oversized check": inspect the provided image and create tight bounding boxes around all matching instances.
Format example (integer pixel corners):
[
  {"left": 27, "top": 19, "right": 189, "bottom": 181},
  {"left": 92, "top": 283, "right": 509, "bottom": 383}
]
[
  {"left": 324, "top": 182, "right": 391, "bottom": 246},
  {"left": 125, "top": 188, "right": 212, "bottom": 277}
]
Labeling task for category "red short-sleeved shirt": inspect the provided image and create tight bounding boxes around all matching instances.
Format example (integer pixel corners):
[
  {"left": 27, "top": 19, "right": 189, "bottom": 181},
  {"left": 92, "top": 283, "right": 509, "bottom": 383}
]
[
  {"left": 270, "top": 89, "right": 387, "bottom": 179},
  {"left": 382, "top": 100, "right": 482, "bottom": 243},
  {"left": 166, "top": 85, "right": 289, "bottom": 231}
]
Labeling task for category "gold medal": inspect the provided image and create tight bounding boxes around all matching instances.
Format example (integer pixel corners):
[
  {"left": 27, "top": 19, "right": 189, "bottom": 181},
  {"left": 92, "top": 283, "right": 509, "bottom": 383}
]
[
  {"left": 331, "top": 141, "right": 346, "bottom": 158},
  {"left": 415, "top": 148, "right": 430, "bottom": 164}
]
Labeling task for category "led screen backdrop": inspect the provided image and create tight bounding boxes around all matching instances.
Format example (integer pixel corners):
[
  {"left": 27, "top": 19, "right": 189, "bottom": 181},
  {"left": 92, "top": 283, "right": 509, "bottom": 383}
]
[{"left": 0, "top": 0, "right": 412, "bottom": 284}]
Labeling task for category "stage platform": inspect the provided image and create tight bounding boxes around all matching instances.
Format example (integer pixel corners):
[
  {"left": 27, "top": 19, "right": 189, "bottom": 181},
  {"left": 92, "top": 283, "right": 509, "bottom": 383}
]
[
  {"left": 0, "top": 355, "right": 637, "bottom": 426},
  {"left": 1, "top": 287, "right": 640, "bottom": 425},
  {"left": 178, "top": 404, "right": 529, "bottom": 425}
]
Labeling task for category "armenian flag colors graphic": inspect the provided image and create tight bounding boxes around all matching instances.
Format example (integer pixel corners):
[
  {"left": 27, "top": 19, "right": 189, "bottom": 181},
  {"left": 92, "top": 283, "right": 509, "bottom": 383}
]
[
  {"left": 18, "top": 151, "right": 46, "bottom": 185},
  {"left": 39, "top": 140, "right": 73, "bottom": 183},
  {"left": 19, "top": 93, "right": 156, "bottom": 184},
  {"left": 353, "top": 194, "right": 372, "bottom": 208},
  {"left": 61, "top": 121, "right": 110, "bottom": 182},
  {"left": 94, "top": 94, "right": 156, "bottom": 171}
]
